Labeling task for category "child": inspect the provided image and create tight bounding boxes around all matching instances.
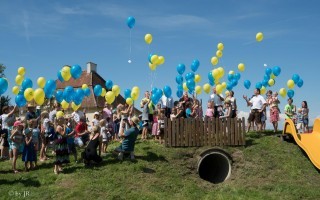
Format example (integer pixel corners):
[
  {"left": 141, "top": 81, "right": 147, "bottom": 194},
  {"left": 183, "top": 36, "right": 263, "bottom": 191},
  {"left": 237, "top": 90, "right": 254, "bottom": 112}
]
[
  {"left": 100, "top": 119, "right": 109, "bottom": 153},
  {"left": 106, "top": 117, "right": 114, "bottom": 141},
  {"left": 296, "top": 109, "right": 304, "bottom": 133},
  {"left": 284, "top": 98, "right": 296, "bottom": 121},
  {"left": 31, "top": 119, "right": 40, "bottom": 167},
  {"left": 152, "top": 110, "right": 159, "bottom": 141},
  {"left": 22, "top": 129, "right": 36, "bottom": 171},
  {"left": 10, "top": 121, "right": 24, "bottom": 173},
  {"left": 205, "top": 101, "right": 214, "bottom": 119},
  {"left": 268, "top": 92, "right": 280, "bottom": 133},
  {"left": 158, "top": 111, "right": 165, "bottom": 144},
  {"left": 220, "top": 100, "right": 232, "bottom": 120},
  {"left": 65, "top": 118, "right": 77, "bottom": 162},
  {"left": 92, "top": 112, "right": 100, "bottom": 127},
  {"left": 170, "top": 108, "right": 177, "bottom": 121},
  {"left": 53, "top": 117, "right": 70, "bottom": 174},
  {"left": 301, "top": 101, "right": 309, "bottom": 133},
  {"left": 40, "top": 111, "right": 50, "bottom": 161}
]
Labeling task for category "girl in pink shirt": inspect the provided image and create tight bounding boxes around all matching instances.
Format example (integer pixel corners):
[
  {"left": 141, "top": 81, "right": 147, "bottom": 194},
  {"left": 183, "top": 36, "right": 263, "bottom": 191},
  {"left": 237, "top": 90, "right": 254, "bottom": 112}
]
[{"left": 205, "top": 101, "right": 214, "bottom": 119}]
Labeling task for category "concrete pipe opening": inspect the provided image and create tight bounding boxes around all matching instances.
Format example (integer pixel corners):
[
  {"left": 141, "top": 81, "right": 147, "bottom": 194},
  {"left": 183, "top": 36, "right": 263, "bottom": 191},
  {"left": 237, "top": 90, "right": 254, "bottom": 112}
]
[{"left": 197, "top": 150, "right": 231, "bottom": 184}]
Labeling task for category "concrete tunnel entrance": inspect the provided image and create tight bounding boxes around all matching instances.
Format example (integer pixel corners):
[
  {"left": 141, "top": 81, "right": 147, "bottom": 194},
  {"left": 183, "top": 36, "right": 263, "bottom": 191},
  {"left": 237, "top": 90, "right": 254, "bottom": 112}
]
[{"left": 197, "top": 149, "right": 232, "bottom": 184}]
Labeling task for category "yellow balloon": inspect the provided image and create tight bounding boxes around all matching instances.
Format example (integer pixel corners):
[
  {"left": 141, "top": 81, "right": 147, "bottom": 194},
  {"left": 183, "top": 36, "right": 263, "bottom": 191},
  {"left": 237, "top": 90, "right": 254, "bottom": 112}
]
[
  {"left": 238, "top": 63, "right": 245, "bottom": 72},
  {"left": 195, "top": 74, "right": 201, "bottom": 83},
  {"left": 37, "top": 77, "right": 46, "bottom": 88},
  {"left": 256, "top": 32, "right": 264, "bottom": 42},
  {"left": 270, "top": 73, "right": 276, "bottom": 79},
  {"left": 82, "top": 84, "right": 88, "bottom": 89},
  {"left": 217, "top": 43, "right": 224, "bottom": 51},
  {"left": 217, "top": 67, "right": 225, "bottom": 78},
  {"left": 101, "top": 88, "right": 106, "bottom": 97},
  {"left": 195, "top": 85, "right": 202, "bottom": 95},
  {"left": 151, "top": 55, "right": 158, "bottom": 64},
  {"left": 15, "top": 75, "right": 24, "bottom": 86},
  {"left": 279, "top": 88, "right": 287, "bottom": 98},
  {"left": 221, "top": 82, "right": 227, "bottom": 89},
  {"left": 56, "top": 111, "right": 65, "bottom": 119},
  {"left": 71, "top": 102, "right": 81, "bottom": 111},
  {"left": 126, "top": 98, "right": 133, "bottom": 105},
  {"left": 229, "top": 70, "right": 235, "bottom": 75},
  {"left": 34, "top": 88, "right": 45, "bottom": 105},
  {"left": 131, "top": 91, "right": 139, "bottom": 101},
  {"left": 211, "top": 56, "right": 219, "bottom": 66},
  {"left": 105, "top": 91, "right": 116, "bottom": 104},
  {"left": 268, "top": 79, "right": 275, "bottom": 86},
  {"left": 287, "top": 79, "right": 295, "bottom": 89},
  {"left": 61, "top": 66, "right": 71, "bottom": 81},
  {"left": 12, "top": 86, "right": 19, "bottom": 95},
  {"left": 216, "top": 84, "right": 223, "bottom": 94},
  {"left": 24, "top": 88, "right": 34, "bottom": 102},
  {"left": 203, "top": 84, "right": 211, "bottom": 94},
  {"left": 214, "top": 79, "right": 220, "bottom": 85},
  {"left": 61, "top": 100, "right": 69, "bottom": 110},
  {"left": 157, "top": 56, "right": 165, "bottom": 65},
  {"left": 216, "top": 50, "right": 223, "bottom": 58},
  {"left": 149, "top": 62, "right": 157, "bottom": 71},
  {"left": 145, "top": 33, "right": 153, "bottom": 44},
  {"left": 183, "top": 82, "right": 188, "bottom": 91},
  {"left": 17, "top": 67, "right": 26, "bottom": 76},
  {"left": 112, "top": 85, "right": 120, "bottom": 97},
  {"left": 212, "top": 69, "right": 219, "bottom": 79},
  {"left": 132, "top": 86, "right": 140, "bottom": 94},
  {"left": 260, "top": 86, "right": 266, "bottom": 95}
]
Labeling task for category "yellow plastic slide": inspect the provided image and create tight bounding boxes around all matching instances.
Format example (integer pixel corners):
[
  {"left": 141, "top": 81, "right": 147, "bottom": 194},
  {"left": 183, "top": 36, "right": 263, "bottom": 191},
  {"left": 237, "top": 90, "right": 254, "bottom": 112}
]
[{"left": 283, "top": 118, "right": 320, "bottom": 170}]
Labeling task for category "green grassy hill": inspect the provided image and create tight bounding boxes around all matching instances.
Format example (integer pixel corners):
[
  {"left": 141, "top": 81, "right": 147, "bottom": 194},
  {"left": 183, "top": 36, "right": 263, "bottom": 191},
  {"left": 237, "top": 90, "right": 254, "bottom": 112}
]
[{"left": 1, "top": 132, "right": 320, "bottom": 200}]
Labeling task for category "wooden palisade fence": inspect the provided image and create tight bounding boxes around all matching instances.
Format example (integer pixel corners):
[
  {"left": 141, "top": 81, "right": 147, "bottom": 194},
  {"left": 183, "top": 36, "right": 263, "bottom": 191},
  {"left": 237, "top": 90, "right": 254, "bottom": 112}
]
[{"left": 164, "top": 117, "right": 246, "bottom": 147}]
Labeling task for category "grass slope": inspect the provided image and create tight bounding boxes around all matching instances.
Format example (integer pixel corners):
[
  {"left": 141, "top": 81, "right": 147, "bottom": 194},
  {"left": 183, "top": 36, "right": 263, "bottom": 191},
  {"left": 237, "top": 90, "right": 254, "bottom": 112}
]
[{"left": 1, "top": 132, "right": 320, "bottom": 200}]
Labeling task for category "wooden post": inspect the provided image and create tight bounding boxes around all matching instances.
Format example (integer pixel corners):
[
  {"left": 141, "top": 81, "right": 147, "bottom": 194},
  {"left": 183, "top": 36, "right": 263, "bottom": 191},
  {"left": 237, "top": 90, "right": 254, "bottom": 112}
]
[{"left": 242, "top": 117, "right": 246, "bottom": 145}]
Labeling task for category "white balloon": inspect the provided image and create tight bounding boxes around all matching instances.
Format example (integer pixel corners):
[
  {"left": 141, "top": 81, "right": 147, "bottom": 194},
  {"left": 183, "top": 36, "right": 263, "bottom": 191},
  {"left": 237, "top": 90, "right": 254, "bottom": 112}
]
[{"left": 128, "top": 59, "right": 132, "bottom": 63}]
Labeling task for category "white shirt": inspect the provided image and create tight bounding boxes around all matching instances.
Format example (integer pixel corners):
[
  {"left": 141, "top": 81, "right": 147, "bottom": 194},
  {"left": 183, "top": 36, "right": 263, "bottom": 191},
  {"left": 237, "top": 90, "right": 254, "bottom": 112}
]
[
  {"left": 49, "top": 110, "right": 57, "bottom": 122},
  {"left": 72, "top": 111, "right": 85, "bottom": 123},
  {"left": 1, "top": 114, "right": 15, "bottom": 129},
  {"left": 210, "top": 94, "right": 224, "bottom": 106},
  {"left": 160, "top": 96, "right": 174, "bottom": 109},
  {"left": 249, "top": 95, "right": 267, "bottom": 110}
]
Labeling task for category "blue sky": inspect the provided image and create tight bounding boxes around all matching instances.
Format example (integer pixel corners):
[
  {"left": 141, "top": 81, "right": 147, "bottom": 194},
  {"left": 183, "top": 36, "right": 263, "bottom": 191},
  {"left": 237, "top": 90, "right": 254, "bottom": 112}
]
[{"left": 1, "top": 0, "right": 320, "bottom": 126}]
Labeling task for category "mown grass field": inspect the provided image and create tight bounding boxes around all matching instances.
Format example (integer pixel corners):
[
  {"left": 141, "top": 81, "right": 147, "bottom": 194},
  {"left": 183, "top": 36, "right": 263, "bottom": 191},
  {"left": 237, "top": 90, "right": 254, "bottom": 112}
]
[{"left": 1, "top": 131, "right": 320, "bottom": 200}]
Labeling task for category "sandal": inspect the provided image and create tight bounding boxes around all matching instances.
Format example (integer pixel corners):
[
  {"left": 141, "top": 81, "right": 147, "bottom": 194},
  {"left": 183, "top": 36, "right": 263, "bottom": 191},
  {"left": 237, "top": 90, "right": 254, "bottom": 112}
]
[{"left": 13, "top": 170, "right": 19, "bottom": 174}]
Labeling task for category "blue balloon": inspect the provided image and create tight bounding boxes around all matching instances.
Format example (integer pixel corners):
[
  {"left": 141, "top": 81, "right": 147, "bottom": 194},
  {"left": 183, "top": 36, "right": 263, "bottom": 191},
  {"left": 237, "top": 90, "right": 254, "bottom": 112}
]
[
  {"left": 46, "top": 80, "right": 56, "bottom": 91},
  {"left": 185, "top": 72, "right": 195, "bottom": 81},
  {"left": 297, "top": 79, "right": 304, "bottom": 88},
  {"left": 151, "top": 87, "right": 158, "bottom": 95},
  {"left": 262, "top": 79, "right": 269, "bottom": 87},
  {"left": 228, "top": 74, "right": 234, "bottom": 82},
  {"left": 75, "top": 88, "right": 85, "bottom": 100},
  {"left": 15, "top": 94, "right": 27, "bottom": 107},
  {"left": 255, "top": 82, "right": 262, "bottom": 89},
  {"left": 55, "top": 90, "right": 64, "bottom": 103},
  {"left": 234, "top": 73, "right": 241, "bottom": 81},
  {"left": 105, "top": 80, "right": 113, "bottom": 90},
  {"left": 263, "top": 74, "right": 270, "bottom": 81},
  {"left": 151, "top": 93, "right": 160, "bottom": 104},
  {"left": 124, "top": 89, "right": 131, "bottom": 99},
  {"left": 127, "top": 16, "right": 135, "bottom": 29},
  {"left": 176, "top": 75, "right": 183, "bottom": 84},
  {"left": 148, "top": 53, "right": 153, "bottom": 63},
  {"left": 57, "top": 70, "right": 64, "bottom": 82},
  {"left": 272, "top": 66, "right": 281, "bottom": 76},
  {"left": 156, "top": 89, "right": 163, "bottom": 99},
  {"left": 177, "top": 84, "right": 183, "bottom": 91},
  {"left": 71, "top": 65, "right": 82, "bottom": 79},
  {"left": 188, "top": 90, "right": 194, "bottom": 95},
  {"left": 287, "top": 90, "right": 295, "bottom": 98},
  {"left": 186, "top": 79, "right": 195, "bottom": 91},
  {"left": 208, "top": 72, "right": 214, "bottom": 82},
  {"left": 292, "top": 74, "right": 300, "bottom": 84},
  {"left": 93, "top": 85, "right": 102, "bottom": 96},
  {"left": 84, "top": 88, "right": 91, "bottom": 97},
  {"left": 191, "top": 59, "right": 200, "bottom": 72},
  {"left": 226, "top": 82, "right": 233, "bottom": 91},
  {"left": 176, "top": 90, "right": 183, "bottom": 98},
  {"left": 163, "top": 86, "right": 172, "bottom": 98},
  {"left": 18, "top": 88, "right": 25, "bottom": 95},
  {"left": 265, "top": 68, "right": 272, "bottom": 76},
  {"left": 231, "top": 79, "right": 238, "bottom": 87},
  {"left": 244, "top": 80, "right": 251, "bottom": 89},
  {"left": 209, "top": 79, "right": 214, "bottom": 86},
  {"left": 21, "top": 78, "right": 33, "bottom": 90},
  {"left": 0, "top": 78, "right": 8, "bottom": 95},
  {"left": 63, "top": 86, "right": 74, "bottom": 103},
  {"left": 176, "top": 64, "right": 186, "bottom": 75}
]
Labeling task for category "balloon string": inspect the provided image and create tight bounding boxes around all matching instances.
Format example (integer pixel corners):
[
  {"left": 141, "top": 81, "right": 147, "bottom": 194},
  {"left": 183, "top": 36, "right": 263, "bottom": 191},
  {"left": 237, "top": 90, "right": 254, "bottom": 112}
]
[{"left": 129, "top": 29, "right": 132, "bottom": 60}]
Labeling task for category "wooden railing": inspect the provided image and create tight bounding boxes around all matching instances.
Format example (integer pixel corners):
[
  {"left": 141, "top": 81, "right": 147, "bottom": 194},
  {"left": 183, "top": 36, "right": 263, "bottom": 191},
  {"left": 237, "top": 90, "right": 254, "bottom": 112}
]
[{"left": 164, "top": 117, "right": 246, "bottom": 147}]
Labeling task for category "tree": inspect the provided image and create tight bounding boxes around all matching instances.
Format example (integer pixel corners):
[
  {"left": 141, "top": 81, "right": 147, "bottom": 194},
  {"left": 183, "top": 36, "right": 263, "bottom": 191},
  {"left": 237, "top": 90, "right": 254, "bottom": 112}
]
[{"left": 0, "top": 63, "right": 10, "bottom": 115}]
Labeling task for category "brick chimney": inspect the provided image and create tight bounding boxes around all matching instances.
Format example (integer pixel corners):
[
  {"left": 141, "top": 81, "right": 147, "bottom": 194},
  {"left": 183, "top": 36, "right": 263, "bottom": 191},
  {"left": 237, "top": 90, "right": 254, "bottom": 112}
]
[{"left": 87, "top": 62, "right": 97, "bottom": 73}]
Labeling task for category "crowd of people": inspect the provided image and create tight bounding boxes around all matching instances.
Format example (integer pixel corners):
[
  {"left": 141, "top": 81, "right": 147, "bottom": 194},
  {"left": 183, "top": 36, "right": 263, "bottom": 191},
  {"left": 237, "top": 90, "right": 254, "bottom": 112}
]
[{"left": 0, "top": 86, "right": 310, "bottom": 174}]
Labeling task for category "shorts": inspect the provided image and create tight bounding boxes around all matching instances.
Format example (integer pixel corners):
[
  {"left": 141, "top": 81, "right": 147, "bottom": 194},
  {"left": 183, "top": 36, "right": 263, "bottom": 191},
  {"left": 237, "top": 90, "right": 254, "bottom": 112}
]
[
  {"left": 296, "top": 123, "right": 303, "bottom": 130},
  {"left": 68, "top": 143, "right": 77, "bottom": 154},
  {"left": 231, "top": 110, "right": 237, "bottom": 118},
  {"left": 148, "top": 114, "right": 153, "bottom": 123},
  {"left": 74, "top": 137, "right": 84, "bottom": 147},
  {"left": 248, "top": 109, "right": 262, "bottom": 124},
  {"left": 10, "top": 142, "right": 21, "bottom": 150},
  {"left": 261, "top": 113, "right": 266, "bottom": 122},
  {"left": 303, "top": 118, "right": 309, "bottom": 126},
  {"left": 142, "top": 120, "right": 149, "bottom": 127}
]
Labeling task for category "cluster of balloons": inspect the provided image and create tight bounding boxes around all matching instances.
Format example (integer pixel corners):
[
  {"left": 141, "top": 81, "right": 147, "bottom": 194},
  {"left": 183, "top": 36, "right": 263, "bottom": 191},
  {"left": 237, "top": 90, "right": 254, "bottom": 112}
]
[
  {"left": 210, "top": 42, "right": 224, "bottom": 66},
  {"left": 278, "top": 74, "right": 303, "bottom": 99},
  {"left": 256, "top": 32, "right": 264, "bottom": 42},
  {"left": 124, "top": 86, "right": 140, "bottom": 105},
  {"left": 58, "top": 65, "right": 82, "bottom": 82},
  {"left": 94, "top": 81, "right": 121, "bottom": 105},
  {"left": 148, "top": 53, "right": 165, "bottom": 71},
  {"left": 150, "top": 87, "right": 164, "bottom": 104}
]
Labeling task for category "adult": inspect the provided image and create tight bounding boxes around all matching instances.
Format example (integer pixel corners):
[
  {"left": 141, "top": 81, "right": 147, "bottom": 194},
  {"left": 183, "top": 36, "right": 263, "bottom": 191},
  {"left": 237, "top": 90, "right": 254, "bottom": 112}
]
[
  {"left": 49, "top": 102, "right": 61, "bottom": 123},
  {"left": 210, "top": 87, "right": 225, "bottom": 118},
  {"left": 82, "top": 125, "right": 102, "bottom": 166},
  {"left": 243, "top": 88, "right": 267, "bottom": 132},
  {"left": 160, "top": 95, "right": 174, "bottom": 118},
  {"left": 71, "top": 109, "right": 86, "bottom": 124},
  {"left": 25, "top": 103, "right": 38, "bottom": 124},
  {"left": 179, "top": 92, "right": 193, "bottom": 109},
  {"left": 102, "top": 103, "right": 113, "bottom": 121},
  {"left": 140, "top": 91, "right": 150, "bottom": 140},
  {"left": 267, "top": 90, "right": 280, "bottom": 132},
  {"left": 228, "top": 91, "right": 237, "bottom": 118},
  {"left": 1, "top": 105, "right": 17, "bottom": 160},
  {"left": 116, "top": 116, "right": 140, "bottom": 160}
]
